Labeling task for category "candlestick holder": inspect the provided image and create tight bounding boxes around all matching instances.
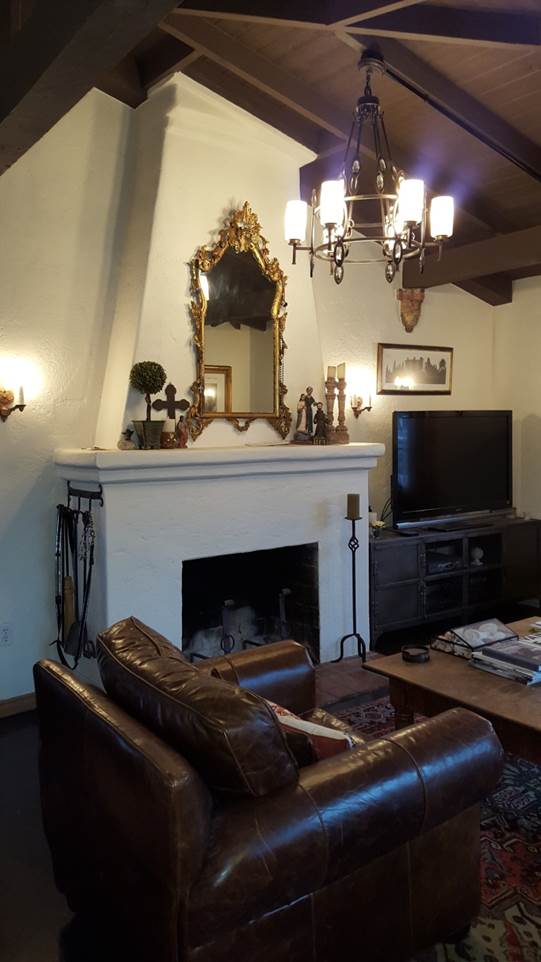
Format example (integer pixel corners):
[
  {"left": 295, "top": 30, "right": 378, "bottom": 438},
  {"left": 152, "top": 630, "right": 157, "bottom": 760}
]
[
  {"left": 324, "top": 376, "right": 338, "bottom": 443},
  {"left": 0, "top": 403, "right": 26, "bottom": 423},
  {"left": 0, "top": 387, "right": 26, "bottom": 423},
  {"left": 335, "top": 377, "right": 350, "bottom": 444},
  {"left": 332, "top": 515, "right": 367, "bottom": 663}
]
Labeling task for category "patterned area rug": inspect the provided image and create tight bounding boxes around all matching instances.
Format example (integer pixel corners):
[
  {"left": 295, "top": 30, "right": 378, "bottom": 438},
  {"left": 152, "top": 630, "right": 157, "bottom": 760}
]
[{"left": 333, "top": 699, "right": 541, "bottom": 962}]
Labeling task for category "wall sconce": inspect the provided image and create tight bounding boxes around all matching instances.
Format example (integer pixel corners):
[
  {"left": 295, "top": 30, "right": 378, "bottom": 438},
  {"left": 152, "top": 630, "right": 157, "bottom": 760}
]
[
  {"left": 350, "top": 393, "right": 372, "bottom": 418},
  {"left": 0, "top": 386, "right": 26, "bottom": 422}
]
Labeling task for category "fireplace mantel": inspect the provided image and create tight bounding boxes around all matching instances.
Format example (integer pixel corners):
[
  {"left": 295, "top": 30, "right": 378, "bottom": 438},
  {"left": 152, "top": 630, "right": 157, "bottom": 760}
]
[
  {"left": 54, "top": 443, "right": 384, "bottom": 484},
  {"left": 54, "top": 442, "right": 384, "bottom": 662}
]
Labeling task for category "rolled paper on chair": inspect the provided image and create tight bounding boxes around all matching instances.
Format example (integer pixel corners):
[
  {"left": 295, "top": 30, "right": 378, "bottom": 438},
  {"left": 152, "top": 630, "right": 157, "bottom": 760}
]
[{"left": 346, "top": 493, "right": 360, "bottom": 520}]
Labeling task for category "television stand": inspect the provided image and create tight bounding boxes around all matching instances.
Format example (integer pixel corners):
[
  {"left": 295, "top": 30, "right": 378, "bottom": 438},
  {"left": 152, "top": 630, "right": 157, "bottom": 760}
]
[{"left": 370, "top": 516, "right": 541, "bottom": 648}]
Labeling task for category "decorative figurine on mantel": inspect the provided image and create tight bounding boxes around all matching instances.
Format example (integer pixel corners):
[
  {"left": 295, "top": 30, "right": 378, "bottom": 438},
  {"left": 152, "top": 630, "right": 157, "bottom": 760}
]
[
  {"left": 313, "top": 402, "right": 328, "bottom": 445},
  {"left": 293, "top": 386, "right": 319, "bottom": 443},
  {"left": 130, "top": 360, "right": 167, "bottom": 450},
  {"left": 117, "top": 428, "right": 136, "bottom": 450}
]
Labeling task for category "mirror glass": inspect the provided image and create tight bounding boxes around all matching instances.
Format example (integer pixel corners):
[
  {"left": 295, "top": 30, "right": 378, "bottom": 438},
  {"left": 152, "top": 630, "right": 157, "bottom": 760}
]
[{"left": 202, "top": 248, "right": 275, "bottom": 414}]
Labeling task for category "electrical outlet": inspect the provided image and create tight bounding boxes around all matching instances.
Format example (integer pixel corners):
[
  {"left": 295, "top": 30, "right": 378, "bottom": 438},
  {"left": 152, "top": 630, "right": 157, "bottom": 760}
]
[{"left": 0, "top": 623, "right": 13, "bottom": 647}]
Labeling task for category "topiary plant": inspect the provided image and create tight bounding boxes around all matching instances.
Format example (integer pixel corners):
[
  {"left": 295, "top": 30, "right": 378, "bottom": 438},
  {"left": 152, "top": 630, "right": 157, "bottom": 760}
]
[{"left": 129, "top": 361, "right": 167, "bottom": 421}]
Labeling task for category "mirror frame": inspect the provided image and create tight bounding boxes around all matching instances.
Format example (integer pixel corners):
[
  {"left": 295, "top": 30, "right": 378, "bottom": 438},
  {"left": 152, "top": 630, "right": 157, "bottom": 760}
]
[{"left": 189, "top": 202, "right": 291, "bottom": 439}]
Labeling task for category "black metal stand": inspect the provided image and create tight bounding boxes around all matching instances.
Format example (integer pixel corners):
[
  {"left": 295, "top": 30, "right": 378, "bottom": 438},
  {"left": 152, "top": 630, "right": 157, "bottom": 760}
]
[{"left": 332, "top": 517, "right": 367, "bottom": 663}]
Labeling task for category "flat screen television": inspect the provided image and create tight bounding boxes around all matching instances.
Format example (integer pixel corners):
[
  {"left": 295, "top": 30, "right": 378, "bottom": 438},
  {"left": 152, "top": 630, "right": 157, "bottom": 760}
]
[{"left": 392, "top": 410, "right": 513, "bottom": 527}]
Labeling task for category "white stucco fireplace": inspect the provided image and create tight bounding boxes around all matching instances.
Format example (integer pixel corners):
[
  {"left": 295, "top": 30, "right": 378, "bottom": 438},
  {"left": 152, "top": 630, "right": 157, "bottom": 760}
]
[{"left": 54, "top": 443, "right": 383, "bottom": 663}]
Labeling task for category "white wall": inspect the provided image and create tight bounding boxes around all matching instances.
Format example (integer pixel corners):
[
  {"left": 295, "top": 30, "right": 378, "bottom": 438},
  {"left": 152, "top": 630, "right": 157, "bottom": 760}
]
[
  {"left": 0, "top": 90, "right": 132, "bottom": 699},
  {"left": 97, "top": 74, "right": 323, "bottom": 448},
  {"left": 313, "top": 265, "right": 496, "bottom": 514},
  {"left": 493, "top": 276, "right": 541, "bottom": 517}
]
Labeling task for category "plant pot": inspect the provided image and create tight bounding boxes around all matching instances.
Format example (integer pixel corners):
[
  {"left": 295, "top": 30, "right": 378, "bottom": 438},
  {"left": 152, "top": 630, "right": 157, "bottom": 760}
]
[{"left": 132, "top": 420, "right": 165, "bottom": 450}]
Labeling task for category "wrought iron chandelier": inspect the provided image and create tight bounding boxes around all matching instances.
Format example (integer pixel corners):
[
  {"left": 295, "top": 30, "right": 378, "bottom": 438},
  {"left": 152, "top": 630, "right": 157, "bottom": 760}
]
[{"left": 284, "top": 51, "right": 454, "bottom": 285}]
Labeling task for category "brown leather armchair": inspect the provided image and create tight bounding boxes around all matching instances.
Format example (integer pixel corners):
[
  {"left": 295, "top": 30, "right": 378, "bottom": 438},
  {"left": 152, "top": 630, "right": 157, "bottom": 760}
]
[{"left": 34, "top": 622, "right": 503, "bottom": 962}]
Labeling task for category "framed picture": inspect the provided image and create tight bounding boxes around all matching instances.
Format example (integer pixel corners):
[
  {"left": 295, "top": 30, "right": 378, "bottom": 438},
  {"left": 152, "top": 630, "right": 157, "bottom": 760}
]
[
  {"left": 204, "top": 365, "right": 232, "bottom": 413},
  {"left": 377, "top": 343, "right": 453, "bottom": 395}
]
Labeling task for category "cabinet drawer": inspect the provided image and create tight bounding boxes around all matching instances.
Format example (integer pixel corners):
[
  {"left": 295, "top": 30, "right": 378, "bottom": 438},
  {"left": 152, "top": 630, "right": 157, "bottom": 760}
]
[
  {"left": 373, "top": 542, "right": 419, "bottom": 586},
  {"left": 374, "top": 583, "right": 420, "bottom": 628}
]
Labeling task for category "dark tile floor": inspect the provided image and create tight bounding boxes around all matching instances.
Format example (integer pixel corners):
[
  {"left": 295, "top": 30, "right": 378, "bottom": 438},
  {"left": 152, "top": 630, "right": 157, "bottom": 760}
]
[{"left": 0, "top": 658, "right": 385, "bottom": 962}]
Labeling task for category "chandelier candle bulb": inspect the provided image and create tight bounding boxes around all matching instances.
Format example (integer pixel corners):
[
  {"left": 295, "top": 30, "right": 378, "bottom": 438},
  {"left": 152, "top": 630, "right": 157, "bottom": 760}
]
[
  {"left": 337, "top": 363, "right": 346, "bottom": 380},
  {"left": 18, "top": 386, "right": 24, "bottom": 405},
  {"left": 319, "top": 180, "right": 344, "bottom": 227},
  {"left": 284, "top": 200, "right": 308, "bottom": 243},
  {"left": 346, "top": 493, "right": 360, "bottom": 520},
  {"left": 430, "top": 196, "right": 454, "bottom": 239},
  {"left": 398, "top": 179, "right": 425, "bottom": 225},
  {"left": 327, "top": 366, "right": 337, "bottom": 379}
]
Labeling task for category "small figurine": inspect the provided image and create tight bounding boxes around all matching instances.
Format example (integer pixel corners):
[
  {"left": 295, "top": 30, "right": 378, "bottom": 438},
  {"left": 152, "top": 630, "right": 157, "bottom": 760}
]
[
  {"left": 294, "top": 393, "right": 310, "bottom": 442},
  {"left": 176, "top": 415, "right": 189, "bottom": 448},
  {"left": 313, "top": 402, "right": 328, "bottom": 445},
  {"left": 471, "top": 546, "right": 484, "bottom": 567},
  {"left": 117, "top": 427, "right": 136, "bottom": 450},
  {"left": 304, "top": 386, "right": 317, "bottom": 434}
]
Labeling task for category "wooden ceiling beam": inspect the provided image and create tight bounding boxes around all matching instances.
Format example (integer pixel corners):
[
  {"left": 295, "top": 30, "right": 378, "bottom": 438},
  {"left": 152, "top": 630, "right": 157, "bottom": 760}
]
[
  {"left": 161, "top": 14, "right": 354, "bottom": 140},
  {"left": 137, "top": 36, "right": 201, "bottom": 90},
  {"left": 96, "top": 54, "right": 147, "bottom": 109},
  {"left": 0, "top": 0, "right": 181, "bottom": 175},
  {"left": 328, "top": 1, "right": 427, "bottom": 28},
  {"left": 183, "top": 57, "right": 340, "bottom": 153},
  {"left": 351, "top": 6, "right": 541, "bottom": 48},
  {"left": 403, "top": 225, "right": 541, "bottom": 290},
  {"left": 455, "top": 275, "right": 513, "bottom": 307},
  {"left": 348, "top": 36, "right": 541, "bottom": 184},
  {"left": 168, "top": 1, "right": 426, "bottom": 29}
]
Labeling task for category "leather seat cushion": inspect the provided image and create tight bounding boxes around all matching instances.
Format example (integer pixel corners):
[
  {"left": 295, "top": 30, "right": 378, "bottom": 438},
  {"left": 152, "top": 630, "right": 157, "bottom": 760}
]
[{"left": 97, "top": 617, "right": 298, "bottom": 798}]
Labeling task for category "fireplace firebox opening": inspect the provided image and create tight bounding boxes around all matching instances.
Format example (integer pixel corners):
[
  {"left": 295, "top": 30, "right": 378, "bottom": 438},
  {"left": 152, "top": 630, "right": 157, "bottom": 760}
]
[{"left": 182, "top": 543, "right": 319, "bottom": 663}]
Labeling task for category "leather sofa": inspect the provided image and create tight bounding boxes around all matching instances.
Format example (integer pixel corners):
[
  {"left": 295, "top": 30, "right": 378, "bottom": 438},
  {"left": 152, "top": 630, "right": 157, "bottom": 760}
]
[{"left": 34, "top": 617, "right": 503, "bottom": 962}]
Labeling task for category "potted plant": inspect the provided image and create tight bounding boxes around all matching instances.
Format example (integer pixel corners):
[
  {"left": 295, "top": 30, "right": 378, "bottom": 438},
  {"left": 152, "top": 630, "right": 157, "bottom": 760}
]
[{"left": 130, "top": 360, "right": 167, "bottom": 449}]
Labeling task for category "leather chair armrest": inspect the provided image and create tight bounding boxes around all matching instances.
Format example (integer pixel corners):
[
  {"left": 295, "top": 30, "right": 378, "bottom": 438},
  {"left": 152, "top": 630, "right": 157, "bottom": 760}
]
[
  {"left": 200, "top": 639, "right": 316, "bottom": 714},
  {"left": 34, "top": 660, "right": 212, "bottom": 899},
  {"left": 187, "top": 708, "right": 502, "bottom": 943},
  {"left": 382, "top": 706, "right": 504, "bottom": 832},
  {"left": 300, "top": 707, "right": 503, "bottom": 881}
]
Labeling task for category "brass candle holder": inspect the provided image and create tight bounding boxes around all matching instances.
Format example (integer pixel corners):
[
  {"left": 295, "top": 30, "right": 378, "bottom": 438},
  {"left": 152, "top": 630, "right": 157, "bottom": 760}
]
[{"left": 0, "top": 387, "right": 26, "bottom": 423}]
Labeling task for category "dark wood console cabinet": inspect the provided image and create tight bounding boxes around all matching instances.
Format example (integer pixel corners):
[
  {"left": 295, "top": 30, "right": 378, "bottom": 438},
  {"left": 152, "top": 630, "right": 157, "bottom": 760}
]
[{"left": 370, "top": 518, "right": 541, "bottom": 647}]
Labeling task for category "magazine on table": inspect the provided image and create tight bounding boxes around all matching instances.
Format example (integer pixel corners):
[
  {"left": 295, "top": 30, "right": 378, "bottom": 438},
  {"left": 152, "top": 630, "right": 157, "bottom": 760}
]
[
  {"left": 432, "top": 619, "right": 517, "bottom": 659},
  {"left": 473, "top": 637, "right": 541, "bottom": 673},
  {"left": 469, "top": 654, "right": 541, "bottom": 686}
]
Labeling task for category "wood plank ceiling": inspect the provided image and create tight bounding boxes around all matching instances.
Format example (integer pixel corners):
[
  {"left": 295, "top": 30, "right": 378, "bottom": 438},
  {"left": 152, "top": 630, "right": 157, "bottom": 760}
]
[{"left": 2, "top": 0, "right": 541, "bottom": 304}]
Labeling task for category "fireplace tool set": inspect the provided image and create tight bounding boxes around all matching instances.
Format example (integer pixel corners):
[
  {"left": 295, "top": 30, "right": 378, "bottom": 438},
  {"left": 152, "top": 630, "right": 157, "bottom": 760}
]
[{"left": 53, "top": 482, "right": 102, "bottom": 670}]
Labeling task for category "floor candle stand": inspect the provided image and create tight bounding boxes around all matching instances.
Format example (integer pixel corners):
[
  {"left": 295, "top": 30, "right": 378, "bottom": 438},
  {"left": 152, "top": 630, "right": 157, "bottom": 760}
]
[{"left": 332, "top": 511, "right": 367, "bottom": 663}]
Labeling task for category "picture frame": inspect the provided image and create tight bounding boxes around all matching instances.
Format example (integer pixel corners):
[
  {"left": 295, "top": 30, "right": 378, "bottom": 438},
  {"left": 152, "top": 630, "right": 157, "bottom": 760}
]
[
  {"left": 377, "top": 343, "right": 453, "bottom": 395},
  {"left": 204, "top": 365, "right": 232, "bottom": 413}
]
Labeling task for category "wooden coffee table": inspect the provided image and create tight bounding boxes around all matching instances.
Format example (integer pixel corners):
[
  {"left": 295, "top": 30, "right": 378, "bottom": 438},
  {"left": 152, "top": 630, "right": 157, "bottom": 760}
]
[{"left": 366, "top": 618, "right": 541, "bottom": 764}]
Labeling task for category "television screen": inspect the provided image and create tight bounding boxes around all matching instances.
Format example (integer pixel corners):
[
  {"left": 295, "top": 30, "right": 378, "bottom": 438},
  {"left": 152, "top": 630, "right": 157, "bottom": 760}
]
[{"left": 392, "top": 410, "right": 512, "bottom": 526}]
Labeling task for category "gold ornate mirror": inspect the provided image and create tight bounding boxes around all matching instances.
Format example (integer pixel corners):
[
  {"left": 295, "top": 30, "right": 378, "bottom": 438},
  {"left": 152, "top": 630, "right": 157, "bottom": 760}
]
[{"left": 189, "top": 202, "right": 291, "bottom": 439}]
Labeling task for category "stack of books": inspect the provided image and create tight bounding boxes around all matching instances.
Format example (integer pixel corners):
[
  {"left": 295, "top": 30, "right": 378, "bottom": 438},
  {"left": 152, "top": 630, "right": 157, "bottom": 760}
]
[
  {"left": 433, "top": 618, "right": 541, "bottom": 684},
  {"left": 471, "top": 632, "right": 541, "bottom": 685}
]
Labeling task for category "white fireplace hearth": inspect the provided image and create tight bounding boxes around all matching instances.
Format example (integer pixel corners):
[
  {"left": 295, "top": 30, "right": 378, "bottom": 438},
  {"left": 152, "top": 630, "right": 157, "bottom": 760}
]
[{"left": 54, "top": 443, "right": 383, "bottom": 662}]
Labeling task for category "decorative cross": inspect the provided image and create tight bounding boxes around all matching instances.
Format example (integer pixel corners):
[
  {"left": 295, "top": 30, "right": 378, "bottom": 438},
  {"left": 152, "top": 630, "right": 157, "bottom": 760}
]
[{"left": 152, "top": 383, "right": 190, "bottom": 419}]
